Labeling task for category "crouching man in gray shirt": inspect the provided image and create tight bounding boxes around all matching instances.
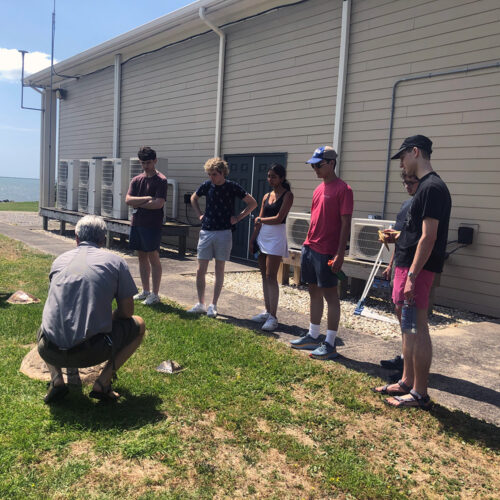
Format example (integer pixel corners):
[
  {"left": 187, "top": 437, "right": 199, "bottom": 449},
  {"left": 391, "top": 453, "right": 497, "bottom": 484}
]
[{"left": 37, "top": 215, "right": 146, "bottom": 403}]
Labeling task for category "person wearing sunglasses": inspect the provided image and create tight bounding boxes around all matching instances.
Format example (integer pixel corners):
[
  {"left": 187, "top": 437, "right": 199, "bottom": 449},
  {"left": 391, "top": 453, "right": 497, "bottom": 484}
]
[
  {"left": 379, "top": 172, "right": 419, "bottom": 373},
  {"left": 290, "top": 146, "right": 353, "bottom": 360}
]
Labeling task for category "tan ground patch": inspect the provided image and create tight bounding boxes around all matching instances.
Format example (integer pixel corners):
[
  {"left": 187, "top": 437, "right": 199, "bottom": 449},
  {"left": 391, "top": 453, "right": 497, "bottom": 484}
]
[{"left": 342, "top": 411, "right": 500, "bottom": 498}]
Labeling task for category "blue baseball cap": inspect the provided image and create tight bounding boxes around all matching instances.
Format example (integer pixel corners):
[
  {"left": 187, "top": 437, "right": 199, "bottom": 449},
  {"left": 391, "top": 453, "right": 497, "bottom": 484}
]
[{"left": 306, "top": 146, "right": 338, "bottom": 164}]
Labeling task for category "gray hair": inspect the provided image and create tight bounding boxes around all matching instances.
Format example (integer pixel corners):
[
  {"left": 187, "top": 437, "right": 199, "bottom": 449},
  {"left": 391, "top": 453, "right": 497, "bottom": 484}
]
[{"left": 75, "top": 215, "right": 106, "bottom": 244}]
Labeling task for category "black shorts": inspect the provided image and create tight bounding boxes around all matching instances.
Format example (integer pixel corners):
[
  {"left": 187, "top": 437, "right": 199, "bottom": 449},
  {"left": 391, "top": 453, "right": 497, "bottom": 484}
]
[
  {"left": 300, "top": 245, "right": 338, "bottom": 288},
  {"left": 37, "top": 317, "right": 141, "bottom": 368},
  {"left": 129, "top": 226, "right": 161, "bottom": 252}
]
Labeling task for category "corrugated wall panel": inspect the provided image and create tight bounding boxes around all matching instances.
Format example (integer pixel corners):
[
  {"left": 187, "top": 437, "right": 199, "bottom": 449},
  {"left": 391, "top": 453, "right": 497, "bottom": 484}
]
[{"left": 58, "top": 67, "right": 114, "bottom": 159}]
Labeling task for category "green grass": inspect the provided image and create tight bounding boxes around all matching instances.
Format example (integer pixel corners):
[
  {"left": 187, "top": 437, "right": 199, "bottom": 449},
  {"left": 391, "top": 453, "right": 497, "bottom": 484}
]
[
  {"left": 0, "top": 234, "right": 498, "bottom": 499},
  {"left": 0, "top": 201, "right": 38, "bottom": 211}
]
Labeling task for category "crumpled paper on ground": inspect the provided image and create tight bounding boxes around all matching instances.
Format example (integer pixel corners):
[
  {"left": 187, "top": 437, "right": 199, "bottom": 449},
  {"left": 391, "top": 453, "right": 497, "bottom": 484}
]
[{"left": 156, "top": 360, "right": 185, "bottom": 374}]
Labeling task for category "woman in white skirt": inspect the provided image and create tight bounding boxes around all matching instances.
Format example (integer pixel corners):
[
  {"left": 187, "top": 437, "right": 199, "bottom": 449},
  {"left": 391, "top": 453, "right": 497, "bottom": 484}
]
[{"left": 249, "top": 164, "right": 294, "bottom": 331}]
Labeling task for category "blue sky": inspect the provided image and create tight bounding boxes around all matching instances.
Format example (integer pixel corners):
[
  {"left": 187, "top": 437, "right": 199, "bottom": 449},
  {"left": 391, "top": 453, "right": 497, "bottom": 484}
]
[{"left": 0, "top": 0, "right": 195, "bottom": 179}]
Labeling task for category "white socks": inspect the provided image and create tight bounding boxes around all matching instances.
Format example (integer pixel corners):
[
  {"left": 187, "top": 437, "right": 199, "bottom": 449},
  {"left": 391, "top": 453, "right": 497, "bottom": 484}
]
[
  {"left": 326, "top": 329, "right": 337, "bottom": 346},
  {"left": 309, "top": 323, "right": 321, "bottom": 339}
]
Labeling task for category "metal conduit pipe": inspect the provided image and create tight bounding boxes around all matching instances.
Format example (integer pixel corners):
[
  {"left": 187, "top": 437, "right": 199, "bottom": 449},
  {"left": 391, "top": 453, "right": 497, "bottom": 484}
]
[
  {"left": 199, "top": 7, "right": 226, "bottom": 158},
  {"left": 112, "top": 53, "right": 122, "bottom": 158},
  {"left": 382, "top": 60, "right": 500, "bottom": 219}
]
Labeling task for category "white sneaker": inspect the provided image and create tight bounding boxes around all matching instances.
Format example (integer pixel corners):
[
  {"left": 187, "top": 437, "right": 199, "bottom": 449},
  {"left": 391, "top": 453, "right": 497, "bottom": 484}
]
[
  {"left": 251, "top": 311, "right": 270, "bottom": 322},
  {"left": 188, "top": 302, "right": 206, "bottom": 314},
  {"left": 134, "top": 290, "right": 150, "bottom": 301},
  {"left": 261, "top": 315, "right": 278, "bottom": 331},
  {"left": 206, "top": 304, "right": 217, "bottom": 318},
  {"left": 143, "top": 293, "right": 160, "bottom": 305}
]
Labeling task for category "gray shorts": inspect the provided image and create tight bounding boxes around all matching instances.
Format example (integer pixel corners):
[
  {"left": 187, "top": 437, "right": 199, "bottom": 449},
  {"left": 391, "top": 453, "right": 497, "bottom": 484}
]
[
  {"left": 37, "top": 317, "right": 141, "bottom": 368},
  {"left": 197, "top": 229, "right": 233, "bottom": 261},
  {"left": 300, "top": 245, "right": 338, "bottom": 288}
]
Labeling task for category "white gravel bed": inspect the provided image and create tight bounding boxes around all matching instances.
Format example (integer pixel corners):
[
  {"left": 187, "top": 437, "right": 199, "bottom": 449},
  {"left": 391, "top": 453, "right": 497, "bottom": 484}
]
[{"left": 204, "top": 271, "right": 493, "bottom": 339}]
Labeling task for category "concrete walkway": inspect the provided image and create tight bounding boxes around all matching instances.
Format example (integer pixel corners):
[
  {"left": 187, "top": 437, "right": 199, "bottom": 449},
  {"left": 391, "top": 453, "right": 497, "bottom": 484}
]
[{"left": 1, "top": 213, "right": 499, "bottom": 427}]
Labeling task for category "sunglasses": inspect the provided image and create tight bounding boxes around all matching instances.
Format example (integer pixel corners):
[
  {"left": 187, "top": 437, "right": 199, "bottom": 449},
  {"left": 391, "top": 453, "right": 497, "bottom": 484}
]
[
  {"left": 403, "top": 181, "right": 418, "bottom": 186},
  {"left": 311, "top": 161, "right": 325, "bottom": 169}
]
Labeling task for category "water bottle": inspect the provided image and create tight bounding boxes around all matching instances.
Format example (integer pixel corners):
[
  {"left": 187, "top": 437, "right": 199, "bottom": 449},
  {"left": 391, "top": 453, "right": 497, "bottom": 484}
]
[{"left": 401, "top": 301, "right": 417, "bottom": 334}]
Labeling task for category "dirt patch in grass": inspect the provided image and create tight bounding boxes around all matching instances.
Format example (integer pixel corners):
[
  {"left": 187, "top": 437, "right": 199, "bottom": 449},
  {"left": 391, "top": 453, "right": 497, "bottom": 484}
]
[
  {"left": 0, "top": 240, "right": 24, "bottom": 261},
  {"left": 342, "top": 410, "right": 500, "bottom": 498}
]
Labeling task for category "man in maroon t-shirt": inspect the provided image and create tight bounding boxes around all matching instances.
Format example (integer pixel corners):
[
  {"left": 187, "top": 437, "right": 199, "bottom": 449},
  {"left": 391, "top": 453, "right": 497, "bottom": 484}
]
[
  {"left": 290, "top": 146, "right": 353, "bottom": 360},
  {"left": 125, "top": 146, "right": 168, "bottom": 305}
]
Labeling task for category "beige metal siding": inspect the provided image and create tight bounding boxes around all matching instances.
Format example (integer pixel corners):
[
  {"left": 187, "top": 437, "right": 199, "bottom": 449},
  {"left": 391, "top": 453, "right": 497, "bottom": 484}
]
[
  {"left": 58, "top": 67, "right": 114, "bottom": 159},
  {"left": 342, "top": 0, "right": 500, "bottom": 316},
  {"left": 222, "top": 0, "right": 342, "bottom": 212}
]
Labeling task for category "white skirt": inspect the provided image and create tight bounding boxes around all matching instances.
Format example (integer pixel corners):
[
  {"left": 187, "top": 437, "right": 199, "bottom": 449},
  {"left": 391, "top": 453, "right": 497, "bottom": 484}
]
[{"left": 257, "top": 224, "right": 289, "bottom": 258}]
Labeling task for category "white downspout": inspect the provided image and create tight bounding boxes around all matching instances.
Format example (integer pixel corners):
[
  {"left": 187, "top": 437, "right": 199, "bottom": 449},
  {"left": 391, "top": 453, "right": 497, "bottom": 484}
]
[
  {"left": 112, "top": 53, "right": 122, "bottom": 158},
  {"left": 199, "top": 7, "right": 225, "bottom": 158},
  {"left": 333, "top": 0, "right": 351, "bottom": 176},
  {"left": 167, "top": 179, "right": 178, "bottom": 220}
]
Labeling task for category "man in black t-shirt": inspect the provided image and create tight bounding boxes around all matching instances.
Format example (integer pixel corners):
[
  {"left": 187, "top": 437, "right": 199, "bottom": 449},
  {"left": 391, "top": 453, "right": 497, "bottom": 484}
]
[
  {"left": 374, "top": 135, "right": 451, "bottom": 410},
  {"left": 188, "top": 157, "right": 257, "bottom": 318}
]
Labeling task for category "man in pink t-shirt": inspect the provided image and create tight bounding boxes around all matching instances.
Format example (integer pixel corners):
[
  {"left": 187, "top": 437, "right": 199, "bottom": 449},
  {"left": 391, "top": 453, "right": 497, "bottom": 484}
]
[{"left": 290, "top": 146, "right": 353, "bottom": 360}]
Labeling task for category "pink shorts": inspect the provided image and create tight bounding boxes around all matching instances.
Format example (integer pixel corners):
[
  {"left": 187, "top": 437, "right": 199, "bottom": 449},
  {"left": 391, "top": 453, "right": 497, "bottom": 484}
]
[{"left": 392, "top": 267, "right": 435, "bottom": 309}]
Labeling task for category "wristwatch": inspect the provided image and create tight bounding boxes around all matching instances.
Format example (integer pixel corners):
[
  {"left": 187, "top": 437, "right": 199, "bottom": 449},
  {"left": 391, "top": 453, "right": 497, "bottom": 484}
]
[{"left": 408, "top": 271, "right": 416, "bottom": 281}]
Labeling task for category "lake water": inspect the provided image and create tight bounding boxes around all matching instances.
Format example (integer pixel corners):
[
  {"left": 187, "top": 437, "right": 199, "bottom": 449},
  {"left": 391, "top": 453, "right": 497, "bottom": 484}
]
[{"left": 0, "top": 176, "right": 40, "bottom": 202}]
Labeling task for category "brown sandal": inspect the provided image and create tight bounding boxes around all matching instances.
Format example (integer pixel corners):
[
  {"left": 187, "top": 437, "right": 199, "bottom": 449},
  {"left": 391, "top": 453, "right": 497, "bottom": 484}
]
[{"left": 89, "top": 380, "right": 120, "bottom": 402}]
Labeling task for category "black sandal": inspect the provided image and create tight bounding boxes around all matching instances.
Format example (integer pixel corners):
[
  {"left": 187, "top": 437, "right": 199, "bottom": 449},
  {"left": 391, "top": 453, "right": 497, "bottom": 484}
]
[
  {"left": 384, "top": 389, "right": 432, "bottom": 410},
  {"left": 372, "top": 379, "right": 411, "bottom": 396},
  {"left": 44, "top": 374, "right": 69, "bottom": 404},
  {"left": 89, "top": 379, "right": 120, "bottom": 402}
]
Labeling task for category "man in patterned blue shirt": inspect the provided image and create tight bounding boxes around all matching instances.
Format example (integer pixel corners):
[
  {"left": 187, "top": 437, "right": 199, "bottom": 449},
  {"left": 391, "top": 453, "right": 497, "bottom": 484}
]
[{"left": 189, "top": 157, "right": 257, "bottom": 318}]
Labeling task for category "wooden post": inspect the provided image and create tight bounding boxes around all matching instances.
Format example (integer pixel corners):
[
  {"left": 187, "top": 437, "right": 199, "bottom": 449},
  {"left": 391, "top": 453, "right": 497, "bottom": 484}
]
[
  {"left": 59, "top": 220, "right": 66, "bottom": 235},
  {"left": 278, "top": 262, "right": 290, "bottom": 285},
  {"left": 43, "top": 216, "right": 48, "bottom": 231}
]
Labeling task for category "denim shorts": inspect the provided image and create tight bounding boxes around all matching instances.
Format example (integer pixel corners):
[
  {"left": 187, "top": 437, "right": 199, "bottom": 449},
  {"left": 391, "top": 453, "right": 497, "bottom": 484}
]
[
  {"left": 129, "top": 226, "right": 162, "bottom": 252},
  {"left": 197, "top": 229, "right": 232, "bottom": 261},
  {"left": 300, "top": 245, "right": 338, "bottom": 288},
  {"left": 37, "top": 317, "right": 141, "bottom": 369}
]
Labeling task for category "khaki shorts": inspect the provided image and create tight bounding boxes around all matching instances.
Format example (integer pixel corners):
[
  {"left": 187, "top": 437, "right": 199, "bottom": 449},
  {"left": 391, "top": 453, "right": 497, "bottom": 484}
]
[{"left": 37, "top": 317, "right": 141, "bottom": 368}]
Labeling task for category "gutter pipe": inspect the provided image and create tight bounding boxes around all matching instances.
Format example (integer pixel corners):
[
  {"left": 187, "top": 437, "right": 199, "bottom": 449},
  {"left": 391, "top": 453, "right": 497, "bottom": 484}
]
[
  {"left": 112, "top": 53, "right": 122, "bottom": 158},
  {"left": 382, "top": 60, "right": 500, "bottom": 219},
  {"left": 333, "top": 0, "right": 351, "bottom": 176},
  {"left": 199, "top": 7, "right": 226, "bottom": 157}
]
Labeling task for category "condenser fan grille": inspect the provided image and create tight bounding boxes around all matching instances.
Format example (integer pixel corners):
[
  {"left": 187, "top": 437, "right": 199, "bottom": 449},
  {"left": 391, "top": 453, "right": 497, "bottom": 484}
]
[
  {"left": 290, "top": 219, "right": 309, "bottom": 247},
  {"left": 356, "top": 225, "right": 380, "bottom": 257}
]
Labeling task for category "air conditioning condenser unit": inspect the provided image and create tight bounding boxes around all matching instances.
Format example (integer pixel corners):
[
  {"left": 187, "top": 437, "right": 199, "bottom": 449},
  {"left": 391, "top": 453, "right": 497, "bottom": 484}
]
[
  {"left": 349, "top": 218, "right": 395, "bottom": 264},
  {"left": 78, "top": 159, "right": 102, "bottom": 214},
  {"left": 100, "top": 158, "right": 129, "bottom": 219},
  {"left": 57, "top": 159, "right": 80, "bottom": 210}
]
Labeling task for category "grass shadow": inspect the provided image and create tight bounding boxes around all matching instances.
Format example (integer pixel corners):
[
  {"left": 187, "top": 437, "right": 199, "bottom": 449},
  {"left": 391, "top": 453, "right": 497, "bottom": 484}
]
[
  {"left": 333, "top": 355, "right": 500, "bottom": 449},
  {"left": 49, "top": 388, "right": 165, "bottom": 431},
  {"left": 0, "top": 292, "right": 12, "bottom": 308}
]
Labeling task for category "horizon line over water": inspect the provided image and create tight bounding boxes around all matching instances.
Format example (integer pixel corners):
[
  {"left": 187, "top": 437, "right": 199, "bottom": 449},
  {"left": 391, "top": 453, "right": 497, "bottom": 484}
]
[{"left": 0, "top": 176, "right": 40, "bottom": 202}]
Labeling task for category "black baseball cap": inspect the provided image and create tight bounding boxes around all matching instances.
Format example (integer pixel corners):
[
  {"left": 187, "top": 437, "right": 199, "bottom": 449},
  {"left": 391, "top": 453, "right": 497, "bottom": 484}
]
[{"left": 391, "top": 135, "right": 433, "bottom": 160}]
